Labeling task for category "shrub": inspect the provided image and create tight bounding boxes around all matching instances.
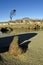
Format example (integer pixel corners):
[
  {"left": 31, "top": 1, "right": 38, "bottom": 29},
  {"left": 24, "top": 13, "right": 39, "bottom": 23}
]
[{"left": 33, "top": 24, "right": 40, "bottom": 30}]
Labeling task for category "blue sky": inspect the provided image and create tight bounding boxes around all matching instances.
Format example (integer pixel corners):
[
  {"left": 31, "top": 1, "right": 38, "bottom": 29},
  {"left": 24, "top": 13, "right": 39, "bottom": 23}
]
[{"left": 0, "top": 0, "right": 43, "bottom": 22}]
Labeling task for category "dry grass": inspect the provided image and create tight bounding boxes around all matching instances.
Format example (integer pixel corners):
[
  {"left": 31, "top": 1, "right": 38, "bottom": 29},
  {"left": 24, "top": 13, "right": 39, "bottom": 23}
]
[
  {"left": 8, "top": 36, "right": 22, "bottom": 56},
  {"left": 0, "top": 30, "right": 43, "bottom": 65}
]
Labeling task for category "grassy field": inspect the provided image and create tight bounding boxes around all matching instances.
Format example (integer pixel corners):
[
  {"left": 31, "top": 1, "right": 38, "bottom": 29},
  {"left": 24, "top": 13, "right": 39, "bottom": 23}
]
[{"left": 0, "top": 30, "right": 43, "bottom": 65}]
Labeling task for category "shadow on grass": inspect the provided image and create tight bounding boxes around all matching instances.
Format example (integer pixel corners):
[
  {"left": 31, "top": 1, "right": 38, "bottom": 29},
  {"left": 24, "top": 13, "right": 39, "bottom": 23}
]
[
  {"left": 0, "top": 33, "right": 37, "bottom": 53},
  {"left": 18, "top": 33, "right": 37, "bottom": 53},
  {"left": 0, "top": 36, "right": 14, "bottom": 53}
]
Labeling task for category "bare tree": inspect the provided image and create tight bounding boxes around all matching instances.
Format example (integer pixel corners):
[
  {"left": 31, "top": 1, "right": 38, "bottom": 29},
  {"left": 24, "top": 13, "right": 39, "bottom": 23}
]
[{"left": 10, "top": 9, "right": 16, "bottom": 21}]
